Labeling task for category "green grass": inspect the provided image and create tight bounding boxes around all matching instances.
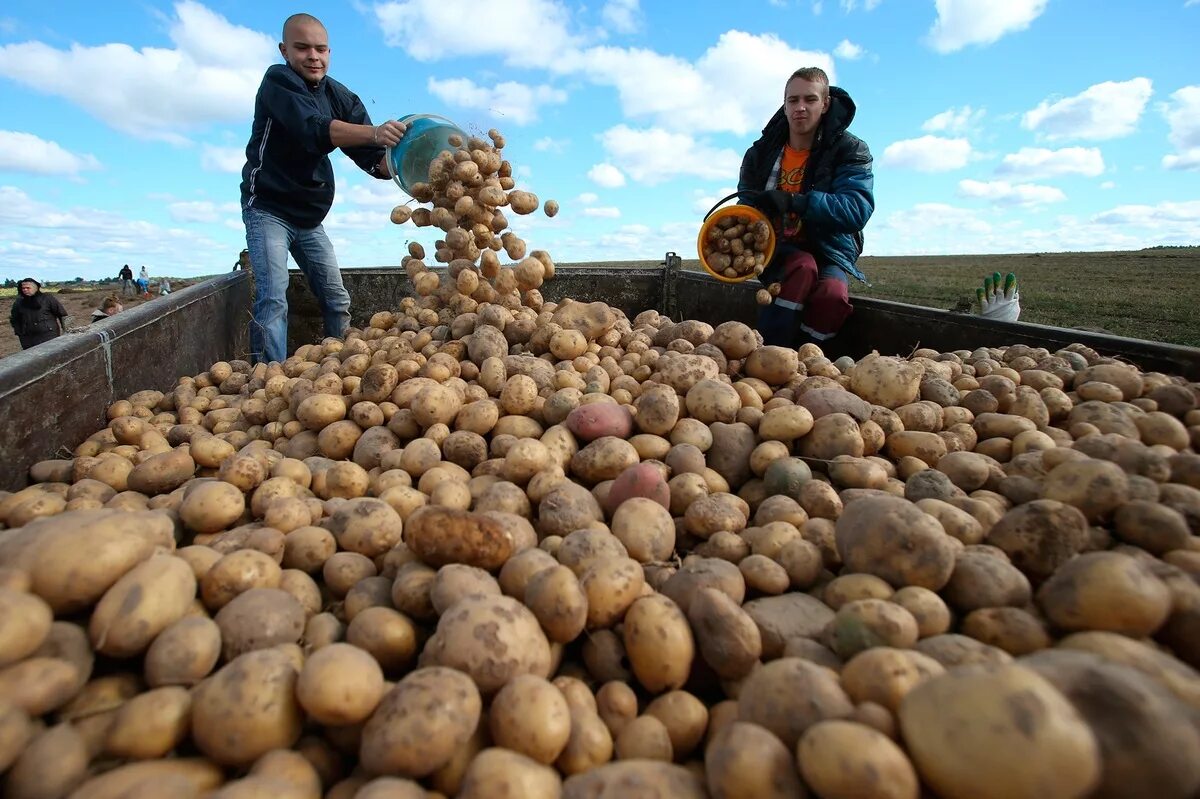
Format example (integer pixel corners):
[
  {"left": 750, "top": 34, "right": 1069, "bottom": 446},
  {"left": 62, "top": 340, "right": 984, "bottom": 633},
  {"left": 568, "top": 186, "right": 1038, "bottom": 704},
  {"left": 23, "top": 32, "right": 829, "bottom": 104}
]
[{"left": 682, "top": 247, "right": 1200, "bottom": 348}]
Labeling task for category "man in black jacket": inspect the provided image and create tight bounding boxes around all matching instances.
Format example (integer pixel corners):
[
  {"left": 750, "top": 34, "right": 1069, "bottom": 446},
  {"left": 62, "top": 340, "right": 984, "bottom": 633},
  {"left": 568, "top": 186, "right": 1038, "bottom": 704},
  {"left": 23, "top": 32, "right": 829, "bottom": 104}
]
[
  {"left": 10, "top": 278, "right": 69, "bottom": 350},
  {"left": 118, "top": 264, "right": 134, "bottom": 297},
  {"left": 240, "top": 13, "right": 408, "bottom": 364},
  {"left": 740, "top": 67, "right": 874, "bottom": 347}
]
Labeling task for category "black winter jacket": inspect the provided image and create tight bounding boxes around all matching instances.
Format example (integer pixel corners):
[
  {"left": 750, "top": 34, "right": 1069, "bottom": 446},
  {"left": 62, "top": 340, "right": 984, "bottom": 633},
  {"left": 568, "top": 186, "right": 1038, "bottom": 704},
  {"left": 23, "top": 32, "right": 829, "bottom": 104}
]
[
  {"left": 240, "top": 64, "right": 388, "bottom": 228},
  {"left": 738, "top": 86, "right": 874, "bottom": 283},
  {"left": 10, "top": 291, "right": 68, "bottom": 338}
]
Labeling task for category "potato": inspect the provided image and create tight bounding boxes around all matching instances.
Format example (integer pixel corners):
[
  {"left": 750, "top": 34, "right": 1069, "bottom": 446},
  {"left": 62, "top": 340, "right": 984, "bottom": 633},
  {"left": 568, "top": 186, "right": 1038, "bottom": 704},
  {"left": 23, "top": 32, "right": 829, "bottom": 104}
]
[
  {"left": 1022, "top": 649, "right": 1200, "bottom": 799},
  {"left": 1036, "top": 551, "right": 1172, "bottom": 636},
  {"left": 889, "top": 585, "right": 951, "bottom": 638},
  {"left": 614, "top": 714, "right": 673, "bottom": 761},
  {"left": 524, "top": 564, "right": 588, "bottom": 643},
  {"left": 1042, "top": 458, "right": 1130, "bottom": 522},
  {"left": 561, "top": 761, "right": 707, "bottom": 798},
  {"left": 25, "top": 510, "right": 161, "bottom": 612},
  {"left": 178, "top": 479, "right": 246, "bottom": 533},
  {"left": 604, "top": 462, "right": 670, "bottom": 516},
  {"left": 985, "top": 499, "right": 1090, "bottom": 583},
  {"left": 961, "top": 607, "right": 1052, "bottom": 655},
  {"left": 623, "top": 594, "right": 694, "bottom": 693},
  {"left": 296, "top": 643, "right": 385, "bottom": 726},
  {"left": 1113, "top": 500, "right": 1192, "bottom": 555},
  {"left": 191, "top": 647, "right": 304, "bottom": 766},
  {"left": 404, "top": 506, "right": 514, "bottom": 570},
  {"left": 644, "top": 690, "right": 708, "bottom": 759},
  {"left": 327, "top": 497, "right": 404, "bottom": 558},
  {"left": 798, "top": 720, "right": 919, "bottom": 799},
  {"left": 127, "top": 447, "right": 196, "bottom": 495},
  {"left": 566, "top": 403, "right": 633, "bottom": 442},
  {"left": 215, "top": 587, "right": 306, "bottom": 661},
  {"left": 581, "top": 556, "right": 647, "bottom": 632},
  {"left": 704, "top": 720, "right": 805, "bottom": 799},
  {"left": 144, "top": 615, "right": 221, "bottom": 687},
  {"left": 282, "top": 526, "right": 337, "bottom": 572},
  {"left": 914, "top": 633, "right": 1013, "bottom": 669},
  {"left": 849, "top": 354, "right": 923, "bottom": 409},
  {"left": 90, "top": 554, "right": 196, "bottom": 657},
  {"left": 359, "top": 667, "right": 482, "bottom": 778},
  {"left": 943, "top": 549, "right": 1032, "bottom": 612},
  {"left": 570, "top": 436, "right": 640, "bottom": 484},
  {"left": 421, "top": 594, "right": 552, "bottom": 694},
  {"left": 105, "top": 686, "right": 192, "bottom": 759},
  {"left": 5, "top": 723, "right": 90, "bottom": 799},
  {"left": 827, "top": 598, "right": 919, "bottom": 659},
  {"left": 738, "top": 657, "right": 854, "bottom": 748},
  {"left": 840, "top": 647, "right": 945, "bottom": 713},
  {"left": 489, "top": 674, "right": 572, "bottom": 765},
  {"left": 458, "top": 747, "right": 562, "bottom": 799},
  {"left": 66, "top": 759, "right": 224, "bottom": 799},
  {"left": 341, "top": 606, "right": 415, "bottom": 674},
  {"left": 835, "top": 496, "right": 955, "bottom": 590},
  {"left": 899, "top": 664, "right": 1101, "bottom": 799},
  {"left": 201, "top": 548, "right": 282, "bottom": 610},
  {"left": 0, "top": 588, "right": 52, "bottom": 668}
]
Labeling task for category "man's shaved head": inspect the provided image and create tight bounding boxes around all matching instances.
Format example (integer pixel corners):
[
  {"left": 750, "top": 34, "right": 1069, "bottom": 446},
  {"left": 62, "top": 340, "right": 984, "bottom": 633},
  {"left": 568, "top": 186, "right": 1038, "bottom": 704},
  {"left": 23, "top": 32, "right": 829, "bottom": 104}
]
[
  {"left": 283, "top": 13, "right": 325, "bottom": 43},
  {"left": 280, "top": 13, "right": 330, "bottom": 85}
]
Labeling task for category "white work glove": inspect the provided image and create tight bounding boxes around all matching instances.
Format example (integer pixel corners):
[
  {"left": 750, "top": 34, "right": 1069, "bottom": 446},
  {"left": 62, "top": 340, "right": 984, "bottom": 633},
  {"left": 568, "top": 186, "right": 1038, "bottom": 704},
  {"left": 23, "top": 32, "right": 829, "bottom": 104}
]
[{"left": 977, "top": 271, "right": 1021, "bottom": 322}]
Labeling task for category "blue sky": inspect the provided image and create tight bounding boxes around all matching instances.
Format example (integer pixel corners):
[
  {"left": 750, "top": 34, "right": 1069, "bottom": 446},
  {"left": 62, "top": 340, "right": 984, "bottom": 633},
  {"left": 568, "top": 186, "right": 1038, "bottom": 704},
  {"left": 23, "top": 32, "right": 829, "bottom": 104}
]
[{"left": 1, "top": 0, "right": 1198, "bottom": 282}]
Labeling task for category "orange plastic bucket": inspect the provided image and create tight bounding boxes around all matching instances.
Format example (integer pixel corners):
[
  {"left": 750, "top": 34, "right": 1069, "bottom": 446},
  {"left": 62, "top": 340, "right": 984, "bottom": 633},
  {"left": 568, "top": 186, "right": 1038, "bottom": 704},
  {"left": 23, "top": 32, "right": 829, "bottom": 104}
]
[{"left": 696, "top": 201, "right": 776, "bottom": 284}]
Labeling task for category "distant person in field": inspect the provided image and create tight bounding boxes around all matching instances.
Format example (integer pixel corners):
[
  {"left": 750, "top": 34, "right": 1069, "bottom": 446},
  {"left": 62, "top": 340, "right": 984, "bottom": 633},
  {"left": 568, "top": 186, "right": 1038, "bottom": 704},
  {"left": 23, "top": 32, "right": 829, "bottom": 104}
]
[
  {"left": 239, "top": 12, "right": 409, "bottom": 364},
  {"left": 137, "top": 266, "right": 150, "bottom": 297},
  {"left": 234, "top": 249, "right": 251, "bottom": 271},
  {"left": 741, "top": 66, "right": 874, "bottom": 347},
  {"left": 10, "top": 278, "right": 69, "bottom": 350},
  {"left": 119, "top": 264, "right": 134, "bottom": 296},
  {"left": 159, "top": 277, "right": 172, "bottom": 296},
  {"left": 91, "top": 296, "right": 123, "bottom": 322}
]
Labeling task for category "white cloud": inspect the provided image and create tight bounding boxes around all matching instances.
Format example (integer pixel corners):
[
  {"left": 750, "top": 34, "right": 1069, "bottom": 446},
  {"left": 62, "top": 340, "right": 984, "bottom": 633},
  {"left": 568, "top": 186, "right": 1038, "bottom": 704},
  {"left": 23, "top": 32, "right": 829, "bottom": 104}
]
[
  {"left": 926, "top": 0, "right": 1048, "bottom": 53},
  {"left": 0, "top": 131, "right": 101, "bottom": 177},
  {"left": 0, "top": 185, "right": 238, "bottom": 280},
  {"left": 554, "top": 31, "right": 832, "bottom": 136},
  {"left": 0, "top": 1, "right": 276, "bottom": 142},
  {"left": 343, "top": 178, "right": 406, "bottom": 209},
  {"left": 534, "top": 136, "right": 568, "bottom": 153},
  {"left": 374, "top": 5, "right": 832, "bottom": 137},
  {"left": 810, "top": 1, "right": 823, "bottom": 12},
  {"left": 577, "top": 192, "right": 599, "bottom": 204},
  {"left": 583, "top": 206, "right": 621, "bottom": 218},
  {"left": 601, "top": 0, "right": 641, "bottom": 33},
  {"left": 1100, "top": 181, "right": 1116, "bottom": 189},
  {"left": 1022, "top": 78, "right": 1153, "bottom": 141},
  {"left": 1160, "top": 85, "right": 1200, "bottom": 171},
  {"left": 168, "top": 200, "right": 240, "bottom": 224},
  {"left": 834, "top": 40, "right": 865, "bottom": 60},
  {"left": 598, "top": 125, "right": 742, "bottom": 184},
  {"left": 200, "top": 144, "right": 245, "bottom": 174},
  {"left": 922, "top": 105, "right": 985, "bottom": 135},
  {"left": 840, "top": 0, "right": 882, "bottom": 10},
  {"left": 995, "top": 146, "right": 1105, "bottom": 179},
  {"left": 692, "top": 186, "right": 738, "bottom": 215},
  {"left": 880, "top": 136, "right": 973, "bottom": 171},
  {"left": 1186, "top": 0, "right": 1200, "bottom": 6},
  {"left": 588, "top": 163, "right": 626, "bottom": 188},
  {"left": 426, "top": 78, "right": 567, "bottom": 126},
  {"left": 957, "top": 179, "right": 1066, "bottom": 207},
  {"left": 1092, "top": 200, "right": 1200, "bottom": 227},
  {"left": 374, "top": 0, "right": 578, "bottom": 67}
]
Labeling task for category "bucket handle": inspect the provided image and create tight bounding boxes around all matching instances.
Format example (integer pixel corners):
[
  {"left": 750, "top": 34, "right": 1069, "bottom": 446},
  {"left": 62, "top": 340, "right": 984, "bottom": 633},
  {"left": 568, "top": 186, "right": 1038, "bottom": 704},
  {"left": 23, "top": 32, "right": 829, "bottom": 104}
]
[{"left": 702, "top": 190, "right": 763, "bottom": 222}]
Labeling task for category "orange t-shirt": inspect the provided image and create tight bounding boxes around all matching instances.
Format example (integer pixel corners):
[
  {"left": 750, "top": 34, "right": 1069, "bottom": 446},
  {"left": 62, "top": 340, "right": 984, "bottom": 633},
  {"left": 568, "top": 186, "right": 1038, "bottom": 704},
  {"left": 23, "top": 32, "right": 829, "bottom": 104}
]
[{"left": 777, "top": 145, "right": 809, "bottom": 242}]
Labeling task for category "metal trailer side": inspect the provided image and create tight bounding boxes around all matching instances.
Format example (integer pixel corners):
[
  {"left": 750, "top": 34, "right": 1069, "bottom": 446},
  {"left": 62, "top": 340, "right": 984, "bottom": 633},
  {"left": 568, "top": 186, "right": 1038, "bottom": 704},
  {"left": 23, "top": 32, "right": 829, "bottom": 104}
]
[{"left": 2, "top": 257, "right": 1196, "bottom": 491}]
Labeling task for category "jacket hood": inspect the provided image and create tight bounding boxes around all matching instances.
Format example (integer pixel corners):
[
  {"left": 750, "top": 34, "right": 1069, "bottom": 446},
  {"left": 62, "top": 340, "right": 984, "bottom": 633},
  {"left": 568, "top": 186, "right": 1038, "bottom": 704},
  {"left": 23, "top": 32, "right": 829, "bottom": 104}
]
[{"left": 760, "top": 85, "right": 857, "bottom": 145}]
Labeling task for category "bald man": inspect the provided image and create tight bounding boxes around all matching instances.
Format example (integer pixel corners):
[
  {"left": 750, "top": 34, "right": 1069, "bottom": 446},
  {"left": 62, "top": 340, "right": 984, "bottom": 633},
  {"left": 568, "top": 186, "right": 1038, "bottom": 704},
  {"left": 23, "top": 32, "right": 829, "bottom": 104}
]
[{"left": 239, "top": 13, "right": 408, "bottom": 364}]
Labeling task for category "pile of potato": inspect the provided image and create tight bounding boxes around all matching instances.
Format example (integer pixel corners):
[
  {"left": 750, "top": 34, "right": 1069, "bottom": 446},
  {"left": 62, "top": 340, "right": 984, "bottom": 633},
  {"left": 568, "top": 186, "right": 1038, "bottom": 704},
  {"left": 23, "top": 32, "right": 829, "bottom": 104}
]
[
  {"left": 701, "top": 213, "right": 772, "bottom": 281},
  {"left": 3, "top": 132, "right": 1200, "bottom": 799}
]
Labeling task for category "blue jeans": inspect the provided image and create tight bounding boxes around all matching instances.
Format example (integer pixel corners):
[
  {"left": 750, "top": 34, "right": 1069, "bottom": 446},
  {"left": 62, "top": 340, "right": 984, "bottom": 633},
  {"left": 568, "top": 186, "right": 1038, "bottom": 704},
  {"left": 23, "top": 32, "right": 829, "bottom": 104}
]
[{"left": 242, "top": 206, "right": 351, "bottom": 364}]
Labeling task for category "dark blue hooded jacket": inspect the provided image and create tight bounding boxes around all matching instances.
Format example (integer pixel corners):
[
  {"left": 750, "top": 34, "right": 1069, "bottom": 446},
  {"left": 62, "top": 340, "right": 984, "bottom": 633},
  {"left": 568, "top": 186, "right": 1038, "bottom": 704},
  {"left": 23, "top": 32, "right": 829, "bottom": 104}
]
[
  {"left": 240, "top": 64, "right": 387, "bottom": 228},
  {"left": 738, "top": 86, "right": 874, "bottom": 283}
]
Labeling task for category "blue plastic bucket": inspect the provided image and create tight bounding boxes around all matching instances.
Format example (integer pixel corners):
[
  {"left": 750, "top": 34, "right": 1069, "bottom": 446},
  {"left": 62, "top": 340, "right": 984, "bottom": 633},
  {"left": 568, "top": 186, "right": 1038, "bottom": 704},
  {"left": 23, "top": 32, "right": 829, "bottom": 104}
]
[{"left": 385, "top": 114, "right": 467, "bottom": 196}]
